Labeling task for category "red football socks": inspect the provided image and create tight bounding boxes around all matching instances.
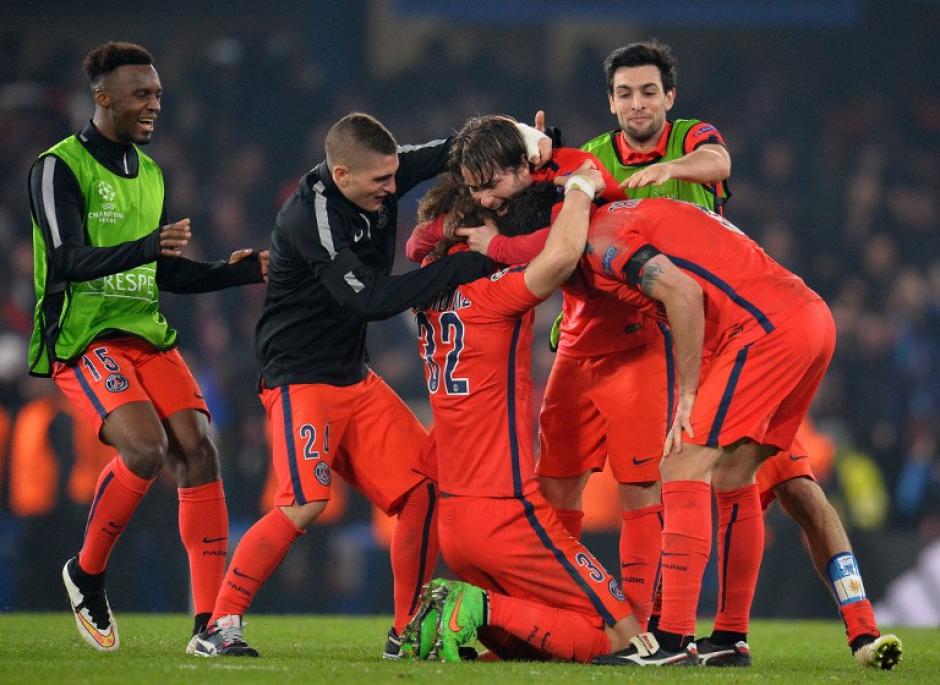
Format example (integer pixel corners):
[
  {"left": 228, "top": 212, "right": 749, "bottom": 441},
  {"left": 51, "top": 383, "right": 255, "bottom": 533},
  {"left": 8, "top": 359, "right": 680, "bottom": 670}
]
[
  {"left": 78, "top": 456, "right": 154, "bottom": 575},
  {"left": 488, "top": 592, "right": 612, "bottom": 662},
  {"left": 619, "top": 504, "right": 664, "bottom": 629},
  {"left": 555, "top": 509, "right": 584, "bottom": 540},
  {"left": 658, "top": 480, "right": 712, "bottom": 637},
  {"left": 210, "top": 507, "right": 303, "bottom": 622},
  {"left": 178, "top": 480, "right": 229, "bottom": 616},
  {"left": 713, "top": 484, "right": 764, "bottom": 635},
  {"left": 391, "top": 481, "right": 439, "bottom": 633},
  {"left": 842, "top": 599, "right": 880, "bottom": 645}
]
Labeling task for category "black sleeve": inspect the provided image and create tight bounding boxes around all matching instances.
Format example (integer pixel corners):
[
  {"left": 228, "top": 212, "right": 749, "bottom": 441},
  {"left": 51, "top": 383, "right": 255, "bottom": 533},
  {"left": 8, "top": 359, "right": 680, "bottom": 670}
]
[
  {"left": 394, "top": 136, "right": 453, "bottom": 198},
  {"left": 320, "top": 249, "right": 492, "bottom": 321},
  {"left": 28, "top": 155, "right": 162, "bottom": 282},
  {"left": 156, "top": 253, "right": 264, "bottom": 293},
  {"left": 625, "top": 244, "right": 662, "bottom": 287}
]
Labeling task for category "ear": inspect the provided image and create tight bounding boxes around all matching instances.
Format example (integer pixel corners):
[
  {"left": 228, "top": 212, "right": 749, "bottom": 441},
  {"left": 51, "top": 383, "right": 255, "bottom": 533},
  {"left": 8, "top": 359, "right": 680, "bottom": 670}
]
[
  {"left": 517, "top": 161, "right": 532, "bottom": 182},
  {"left": 332, "top": 164, "right": 350, "bottom": 188},
  {"left": 664, "top": 88, "right": 676, "bottom": 112},
  {"left": 94, "top": 87, "right": 110, "bottom": 109},
  {"left": 608, "top": 92, "right": 616, "bottom": 115}
]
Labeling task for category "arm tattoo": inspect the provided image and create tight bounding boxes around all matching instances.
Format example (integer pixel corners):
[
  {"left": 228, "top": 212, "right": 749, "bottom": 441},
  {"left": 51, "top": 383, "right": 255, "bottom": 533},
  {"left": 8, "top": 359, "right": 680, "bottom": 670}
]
[{"left": 640, "top": 261, "right": 665, "bottom": 296}]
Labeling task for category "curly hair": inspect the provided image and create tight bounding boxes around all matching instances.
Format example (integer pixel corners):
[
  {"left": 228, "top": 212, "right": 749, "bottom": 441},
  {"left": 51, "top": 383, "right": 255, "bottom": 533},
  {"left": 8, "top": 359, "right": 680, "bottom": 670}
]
[
  {"left": 82, "top": 42, "right": 153, "bottom": 84},
  {"left": 496, "top": 182, "right": 562, "bottom": 237},
  {"left": 417, "top": 173, "right": 495, "bottom": 262}
]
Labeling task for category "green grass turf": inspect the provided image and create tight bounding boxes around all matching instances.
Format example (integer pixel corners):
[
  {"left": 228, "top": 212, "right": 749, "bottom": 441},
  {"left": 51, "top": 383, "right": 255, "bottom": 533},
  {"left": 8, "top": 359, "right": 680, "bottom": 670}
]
[{"left": 0, "top": 614, "right": 931, "bottom": 684}]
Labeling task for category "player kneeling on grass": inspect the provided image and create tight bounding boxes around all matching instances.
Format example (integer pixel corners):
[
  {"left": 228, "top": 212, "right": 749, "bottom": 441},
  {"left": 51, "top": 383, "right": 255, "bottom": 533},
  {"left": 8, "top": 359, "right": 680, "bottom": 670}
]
[{"left": 398, "top": 163, "right": 697, "bottom": 665}]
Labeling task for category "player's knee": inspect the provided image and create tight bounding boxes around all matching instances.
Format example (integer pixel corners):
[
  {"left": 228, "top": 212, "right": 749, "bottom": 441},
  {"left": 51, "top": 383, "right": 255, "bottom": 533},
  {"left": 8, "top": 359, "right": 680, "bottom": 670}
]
[
  {"left": 120, "top": 432, "right": 169, "bottom": 479},
  {"left": 659, "top": 450, "right": 710, "bottom": 482},
  {"left": 711, "top": 460, "right": 753, "bottom": 491},
  {"left": 280, "top": 500, "right": 328, "bottom": 530},
  {"left": 172, "top": 434, "right": 220, "bottom": 485},
  {"left": 618, "top": 481, "right": 660, "bottom": 510},
  {"left": 538, "top": 474, "right": 588, "bottom": 509}
]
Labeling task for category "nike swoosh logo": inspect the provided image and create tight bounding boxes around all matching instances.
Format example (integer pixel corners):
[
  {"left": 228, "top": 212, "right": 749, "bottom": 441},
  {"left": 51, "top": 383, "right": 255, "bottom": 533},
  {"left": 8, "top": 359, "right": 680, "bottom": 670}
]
[
  {"left": 232, "top": 567, "right": 261, "bottom": 582},
  {"left": 621, "top": 561, "right": 645, "bottom": 568},
  {"left": 632, "top": 457, "right": 655, "bottom": 465},
  {"left": 202, "top": 536, "right": 228, "bottom": 544},
  {"left": 789, "top": 454, "right": 808, "bottom": 461},
  {"left": 448, "top": 592, "right": 464, "bottom": 633},
  {"left": 76, "top": 612, "right": 116, "bottom": 648}
]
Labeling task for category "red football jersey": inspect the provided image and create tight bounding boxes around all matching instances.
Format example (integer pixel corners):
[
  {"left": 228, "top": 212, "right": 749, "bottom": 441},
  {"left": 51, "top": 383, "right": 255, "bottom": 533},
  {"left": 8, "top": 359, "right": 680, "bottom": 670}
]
[
  {"left": 416, "top": 261, "right": 544, "bottom": 498},
  {"left": 581, "top": 198, "right": 823, "bottom": 354}
]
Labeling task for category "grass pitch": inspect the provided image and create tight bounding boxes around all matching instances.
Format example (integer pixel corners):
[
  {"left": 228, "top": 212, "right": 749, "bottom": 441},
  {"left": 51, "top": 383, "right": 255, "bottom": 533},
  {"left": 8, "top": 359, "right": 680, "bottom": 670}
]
[{"left": 0, "top": 613, "right": 932, "bottom": 684}]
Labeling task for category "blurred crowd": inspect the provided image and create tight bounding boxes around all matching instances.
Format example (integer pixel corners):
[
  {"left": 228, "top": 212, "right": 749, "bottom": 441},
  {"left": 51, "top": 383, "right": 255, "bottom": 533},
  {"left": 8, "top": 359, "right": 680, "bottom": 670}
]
[{"left": 0, "top": 3, "right": 937, "bottom": 614}]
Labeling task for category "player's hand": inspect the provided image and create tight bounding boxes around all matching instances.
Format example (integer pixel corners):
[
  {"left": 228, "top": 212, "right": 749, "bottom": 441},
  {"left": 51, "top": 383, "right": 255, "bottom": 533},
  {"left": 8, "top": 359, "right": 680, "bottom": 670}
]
[
  {"left": 228, "top": 248, "right": 270, "bottom": 283},
  {"left": 556, "top": 160, "right": 604, "bottom": 196},
  {"left": 517, "top": 120, "right": 553, "bottom": 168},
  {"left": 621, "top": 162, "right": 674, "bottom": 189},
  {"left": 159, "top": 218, "right": 191, "bottom": 257},
  {"left": 664, "top": 392, "right": 695, "bottom": 457},
  {"left": 534, "top": 110, "right": 546, "bottom": 131},
  {"left": 455, "top": 220, "right": 499, "bottom": 256}
]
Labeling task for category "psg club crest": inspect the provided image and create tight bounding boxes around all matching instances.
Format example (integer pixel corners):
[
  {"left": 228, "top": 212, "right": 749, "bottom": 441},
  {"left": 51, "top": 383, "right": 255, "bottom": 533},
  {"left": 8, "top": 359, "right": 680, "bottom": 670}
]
[
  {"left": 608, "top": 578, "right": 625, "bottom": 601},
  {"left": 105, "top": 373, "right": 129, "bottom": 393},
  {"left": 376, "top": 205, "right": 389, "bottom": 230},
  {"left": 315, "top": 460, "right": 332, "bottom": 486}
]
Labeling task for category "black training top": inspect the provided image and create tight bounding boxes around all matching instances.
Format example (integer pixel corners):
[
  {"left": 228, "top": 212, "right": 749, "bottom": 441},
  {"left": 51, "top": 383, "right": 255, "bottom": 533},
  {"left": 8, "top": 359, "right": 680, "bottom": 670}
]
[
  {"left": 256, "top": 137, "right": 493, "bottom": 387},
  {"left": 27, "top": 121, "right": 265, "bottom": 296}
]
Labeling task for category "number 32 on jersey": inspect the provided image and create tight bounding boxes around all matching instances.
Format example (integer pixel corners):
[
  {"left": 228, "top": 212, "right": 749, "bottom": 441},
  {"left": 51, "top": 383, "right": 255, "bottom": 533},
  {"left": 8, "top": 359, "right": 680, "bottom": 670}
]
[{"left": 416, "top": 311, "right": 469, "bottom": 396}]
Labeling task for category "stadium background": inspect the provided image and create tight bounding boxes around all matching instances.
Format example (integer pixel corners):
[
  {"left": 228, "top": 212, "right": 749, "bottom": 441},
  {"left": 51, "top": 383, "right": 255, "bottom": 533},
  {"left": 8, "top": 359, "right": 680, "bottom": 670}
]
[{"left": 0, "top": 0, "right": 937, "bottom": 626}]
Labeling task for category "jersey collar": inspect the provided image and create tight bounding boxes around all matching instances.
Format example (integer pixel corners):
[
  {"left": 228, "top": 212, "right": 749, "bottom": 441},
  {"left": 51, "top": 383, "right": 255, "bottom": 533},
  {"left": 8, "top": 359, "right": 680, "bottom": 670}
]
[
  {"left": 77, "top": 121, "right": 140, "bottom": 178},
  {"left": 614, "top": 121, "right": 672, "bottom": 165}
]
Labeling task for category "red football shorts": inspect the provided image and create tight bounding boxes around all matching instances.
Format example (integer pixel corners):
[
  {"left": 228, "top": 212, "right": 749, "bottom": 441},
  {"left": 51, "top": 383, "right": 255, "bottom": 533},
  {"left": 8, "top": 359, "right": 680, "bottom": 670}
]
[
  {"left": 538, "top": 323, "right": 673, "bottom": 484},
  {"left": 756, "top": 432, "right": 817, "bottom": 510},
  {"left": 439, "top": 490, "right": 632, "bottom": 627},
  {"left": 689, "top": 300, "right": 836, "bottom": 452},
  {"left": 53, "top": 337, "right": 208, "bottom": 437},
  {"left": 261, "top": 371, "right": 429, "bottom": 515}
]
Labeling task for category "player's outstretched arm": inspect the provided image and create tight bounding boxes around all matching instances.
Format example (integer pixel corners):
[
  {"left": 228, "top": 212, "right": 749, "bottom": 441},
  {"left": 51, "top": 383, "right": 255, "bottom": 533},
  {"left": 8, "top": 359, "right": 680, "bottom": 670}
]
[
  {"left": 321, "top": 248, "right": 492, "bottom": 321},
  {"left": 156, "top": 244, "right": 267, "bottom": 293},
  {"left": 523, "top": 167, "right": 600, "bottom": 298},
  {"left": 634, "top": 253, "right": 704, "bottom": 455},
  {"left": 622, "top": 143, "right": 730, "bottom": 189}
]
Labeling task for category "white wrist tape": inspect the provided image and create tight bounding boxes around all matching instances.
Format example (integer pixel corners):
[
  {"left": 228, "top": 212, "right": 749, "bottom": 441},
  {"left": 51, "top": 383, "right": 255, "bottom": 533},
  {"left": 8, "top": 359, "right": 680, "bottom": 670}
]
[
  {"left": 516, "top": 122, "right": 549, "bottom": 163},
  {"left": 564, "top": 174, "right": 596, "bottom": 198}
]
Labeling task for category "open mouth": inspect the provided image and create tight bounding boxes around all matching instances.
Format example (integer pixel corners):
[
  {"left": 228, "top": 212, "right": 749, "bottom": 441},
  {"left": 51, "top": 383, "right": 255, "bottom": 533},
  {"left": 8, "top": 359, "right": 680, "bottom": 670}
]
[{"left": 138, "top": 118, "right": 156, "bottom": 133}]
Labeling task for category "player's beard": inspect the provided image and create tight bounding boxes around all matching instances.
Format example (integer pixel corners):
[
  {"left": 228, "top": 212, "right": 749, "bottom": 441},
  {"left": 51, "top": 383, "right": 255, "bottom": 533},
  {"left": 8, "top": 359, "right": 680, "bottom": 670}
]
[{"left": 620, "top": 114, "right": 663, "bottom": 145}]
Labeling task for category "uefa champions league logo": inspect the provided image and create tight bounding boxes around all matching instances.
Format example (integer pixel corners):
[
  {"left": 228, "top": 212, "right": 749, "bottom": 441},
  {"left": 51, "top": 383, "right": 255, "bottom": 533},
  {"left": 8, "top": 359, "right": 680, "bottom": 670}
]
[{"left": 97, "top": 180, "right": 116, "bottom": 202}]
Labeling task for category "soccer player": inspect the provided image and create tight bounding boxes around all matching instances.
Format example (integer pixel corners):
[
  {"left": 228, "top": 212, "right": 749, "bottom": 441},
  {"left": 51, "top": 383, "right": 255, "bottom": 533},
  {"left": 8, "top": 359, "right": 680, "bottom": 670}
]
[
  {"left": 581, "top": 41, "right": 896, "bottom": 668},
  {"left": 188, "top": 112, "right": 536, "bottom": 658},
  {"left": 432, "top": 115, "right": 673, "bottom": 632},
  {"left": 503, "top": 188, "right": 901, "bottom": 669},
  {"left": 408, "top": 162, "right": 659, "bottom": 664},
  {"left": 28, "top": 42, "right": 268, "bottom": 652},
  {"left": 543, "top": 41, "right": 730, "bottom": 635}
]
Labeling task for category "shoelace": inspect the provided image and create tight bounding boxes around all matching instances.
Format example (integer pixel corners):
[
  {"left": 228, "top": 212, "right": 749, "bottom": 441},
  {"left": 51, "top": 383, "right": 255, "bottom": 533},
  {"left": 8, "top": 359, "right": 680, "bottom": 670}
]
[{"left": 219, "top": 622, "right": 247, "bottom": 647}]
